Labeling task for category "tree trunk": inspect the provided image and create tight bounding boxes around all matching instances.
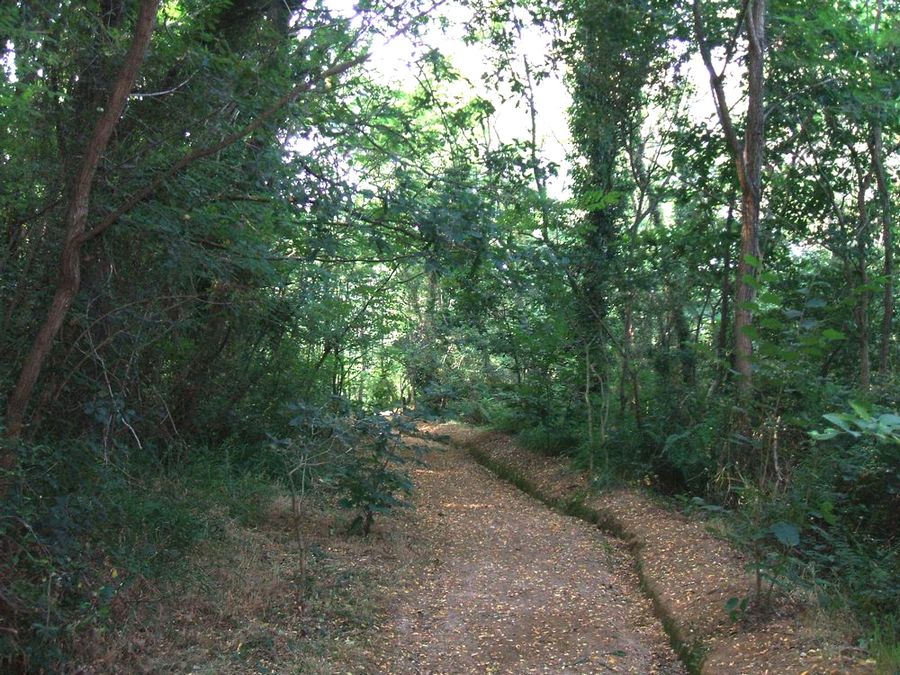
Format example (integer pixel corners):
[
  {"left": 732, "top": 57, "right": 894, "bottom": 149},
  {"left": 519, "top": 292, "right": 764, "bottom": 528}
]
[
  {"left": 585, "top": 342, "right": 594, "bottom": 476},
  {"left": 716, "top": 198, "right": 735, "bottom": 389},
  {"left": 694, "top": 0, "right": 766, "bottom": 397},
  {"left": 856, "top": 171, "right": 874, "bottom": 390},
  {"left": 869, "top": 123, "right": 893, "bottom": 375},
  {"left": 620, "top": 292, "right": 634, "bottom": 414},
  {"left": 4, "top": 0, "right": 159, "bottom": 441},
  {"left": 733, "top": 0, "right": 766, "bottom": 396}
]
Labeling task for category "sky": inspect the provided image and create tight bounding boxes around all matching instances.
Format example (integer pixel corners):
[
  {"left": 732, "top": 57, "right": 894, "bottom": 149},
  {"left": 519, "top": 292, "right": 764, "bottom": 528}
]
[
  {"left": 323, "top": 1, "right": 739, "bottom": 204},
  {"left": 327, "top": 0, "right": 574, "bottom": 197}
]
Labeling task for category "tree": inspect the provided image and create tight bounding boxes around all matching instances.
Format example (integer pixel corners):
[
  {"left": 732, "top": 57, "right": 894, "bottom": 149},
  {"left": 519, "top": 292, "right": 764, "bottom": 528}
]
[
  {"left": 4, "top": 0, "right": 160, "bottom": 442},
  {"left": 693, "top": 0, "right": 767, "bottom": 396},
  {"left": 3, "top": 1, "right": 367, "bottom": 443}
]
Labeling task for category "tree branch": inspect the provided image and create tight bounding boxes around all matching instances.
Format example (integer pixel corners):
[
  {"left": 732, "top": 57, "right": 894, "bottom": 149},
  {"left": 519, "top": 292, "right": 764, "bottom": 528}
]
[
  {"left": 692, "top": 0, "right": 745, "bottom": 177},
  {"left": 80, "top": 53, "right": 369, "bottom": 244}
]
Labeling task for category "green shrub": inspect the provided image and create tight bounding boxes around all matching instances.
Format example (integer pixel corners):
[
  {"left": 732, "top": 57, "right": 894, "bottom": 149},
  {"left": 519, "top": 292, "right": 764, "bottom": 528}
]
[
  {"left": 517, "top": 424, "right": 579, "bottom": 457},
  {"left": 0, "top": 438, "right": 277, "bottom": 672}
]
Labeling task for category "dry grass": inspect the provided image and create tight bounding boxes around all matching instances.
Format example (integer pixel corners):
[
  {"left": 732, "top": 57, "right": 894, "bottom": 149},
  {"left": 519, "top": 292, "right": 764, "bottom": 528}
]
[{"left": 74, "top": 491, "right": 408, "bottom": 674}]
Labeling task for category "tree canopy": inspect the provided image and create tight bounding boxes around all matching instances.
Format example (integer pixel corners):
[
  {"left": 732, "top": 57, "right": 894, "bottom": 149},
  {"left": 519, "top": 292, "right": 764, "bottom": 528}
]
[{"left": 1, "top": 0, "right": 897, "bottom": 670}]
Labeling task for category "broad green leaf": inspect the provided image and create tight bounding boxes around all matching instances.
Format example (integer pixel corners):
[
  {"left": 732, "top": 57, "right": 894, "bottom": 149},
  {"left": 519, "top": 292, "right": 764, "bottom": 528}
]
[
  {"left": 823, "top": 413, "right": 853, "bottom": 431},
  {"left": 741, "top": 274, "right": 761, "bottom": 290},
  {"left": 770, "top": 521, "right": 800, "bottom": 547},
  {"left": 876, "top": 414, "right": 900, "bottom": 428},
  {"left": 848, "top": 401, "right": 872, "bottom": 421}
]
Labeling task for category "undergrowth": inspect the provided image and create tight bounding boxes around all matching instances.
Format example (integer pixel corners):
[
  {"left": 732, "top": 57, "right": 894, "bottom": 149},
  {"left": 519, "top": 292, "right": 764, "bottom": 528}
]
[
  {"left": 0, "top": 438, "right": 277, "bottom": 672},
  {"left": 1, "top": 402, "right": 419, "bottom": 672}
]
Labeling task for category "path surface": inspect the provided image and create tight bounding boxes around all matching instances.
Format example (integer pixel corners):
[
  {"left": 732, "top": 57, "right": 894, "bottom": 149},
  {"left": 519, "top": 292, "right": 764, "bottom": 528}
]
[
  {"left": 436, "top": 425, "right": 878, "bottom": 674},
  {"left": 374, "top": 439, "right": 685, "bottom": 674}
]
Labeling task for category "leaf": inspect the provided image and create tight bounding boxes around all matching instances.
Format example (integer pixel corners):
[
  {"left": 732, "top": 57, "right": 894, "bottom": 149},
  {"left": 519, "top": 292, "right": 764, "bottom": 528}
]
[
  {"left": 823, "top": 413, "right": 853, "bottom": 431},
  {"left": 579, "top": 189, "right": 624, "bottom": 211},
  {"left": 848, "top": 400, "right": 872, "bottom": 421},
  {"left": 876, "top": 413, "right": 900, "bottom": 428},
  {"left": 740, "top": 324, "right": 759, "bottom": 340},
  {"left": 744, "top": 253, "right": 761, "bottom": 268},
  {"left": 821, "top": 328, "right": 846, "bottom": 341},
  {"left": 819, "top": 500, "right": 837, "bottom": 526},
  {"left": 770, "top": 521, "right": 800, "bottom": 547},
  {"left": 741, "top": 274, "right": 760, "bottom": 290}
]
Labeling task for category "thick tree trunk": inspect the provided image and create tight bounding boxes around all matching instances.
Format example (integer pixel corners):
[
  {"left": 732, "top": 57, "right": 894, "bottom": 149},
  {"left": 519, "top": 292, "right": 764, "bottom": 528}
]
[{"left": 4, "top": 0, "right": 159, "bottom": 441}]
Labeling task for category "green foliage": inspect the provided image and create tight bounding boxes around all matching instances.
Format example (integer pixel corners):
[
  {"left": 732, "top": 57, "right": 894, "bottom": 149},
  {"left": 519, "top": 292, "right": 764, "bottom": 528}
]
[
  {"left": 1, "top": 0, "right": 898, "bottom": 668},
  {"left": 272, "top": 402, "right": 422, "bottom": 537},
  {"left": 0, "top": 438, "right": 275, "bottom": 671},
  {"left": 811, "top": 404, "right": 900, "bottom": 444},
  {"left": 335, "top": 414, "right": 420, "bottom": 536},
  {"left": 864, "top": 615, "right": 900, "bottom": 675},
  {"left": 517, "top": 424, "right": 579, "bottom": 457}
]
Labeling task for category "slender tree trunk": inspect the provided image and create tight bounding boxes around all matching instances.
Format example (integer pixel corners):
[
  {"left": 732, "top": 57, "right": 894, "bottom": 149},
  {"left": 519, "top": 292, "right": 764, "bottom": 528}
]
[
  {"left": 512, "top": 14, "right": 552, "bottom": 241},
  {"left": 694, "top": 0, "right": 766, "bottom": 397},
  {"left": 585, "top": 342, "right": 594, "bottom": 476},
  {"left": 620, "top": 292, "right": 634, "bottom": 414},
  {"left": 733, "top": 0, "right": 766, "bottom": 395},
  {"left": 4, "top": 0, "right": 159, "bottom": 441},
  {"left": 715, "top": 198, "right": 735, "bottom": 389},
  {"left": 631, "top": 359, "right": 644, "bottom": 435},
  {"left": 856, "top": 171, "right": 874, "bottom": 390},
  {"left": 869, "top": 123, "right": 893, "bottom": 375}
]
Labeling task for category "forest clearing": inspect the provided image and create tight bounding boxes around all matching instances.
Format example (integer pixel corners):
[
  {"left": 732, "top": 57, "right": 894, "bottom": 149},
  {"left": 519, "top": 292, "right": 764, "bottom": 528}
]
[{"left": 1, "top": 0, "right": 897, "bottom": 672}]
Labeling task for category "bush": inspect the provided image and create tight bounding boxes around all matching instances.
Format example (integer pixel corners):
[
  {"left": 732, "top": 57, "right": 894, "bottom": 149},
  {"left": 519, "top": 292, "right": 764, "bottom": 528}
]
[
  {"left": 272, "top": 401, "right": 422, "bottom": 537},
  {"left": 517, "top": 424, "right": 579, "bottom": 457},
  {"left": 0, "top": 439, "right": 276, "bottom": 672}
]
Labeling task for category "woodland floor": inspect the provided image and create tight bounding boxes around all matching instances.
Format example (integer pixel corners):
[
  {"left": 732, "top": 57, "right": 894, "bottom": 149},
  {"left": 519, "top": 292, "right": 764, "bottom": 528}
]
[
  {"left": 91, "top": 426, "right": 880, "bottom": 673},
  {"left": 433, "top": 424, "right": 879, "bottom": 675},
  {"left": 371, "top": 436, "right": 684, "bottom": 674}
]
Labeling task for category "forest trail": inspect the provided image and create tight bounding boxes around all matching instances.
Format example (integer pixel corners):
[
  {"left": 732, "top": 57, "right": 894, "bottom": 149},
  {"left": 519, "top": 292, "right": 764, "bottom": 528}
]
[
  {"left": 373, "top": 436, "right": 685, "bottom": 674},
  {"left": 432, "top": 425, "right": 880, "bottom": 675}
]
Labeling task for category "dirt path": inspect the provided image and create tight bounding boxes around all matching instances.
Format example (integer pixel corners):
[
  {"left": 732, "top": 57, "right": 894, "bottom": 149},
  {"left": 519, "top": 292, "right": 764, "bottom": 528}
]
[
  {"left": 374, "top": 438, "right": 685, "bottom": 674},
  {"left": 437, "top": 424, "right": 879, "bottom": 674}
]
